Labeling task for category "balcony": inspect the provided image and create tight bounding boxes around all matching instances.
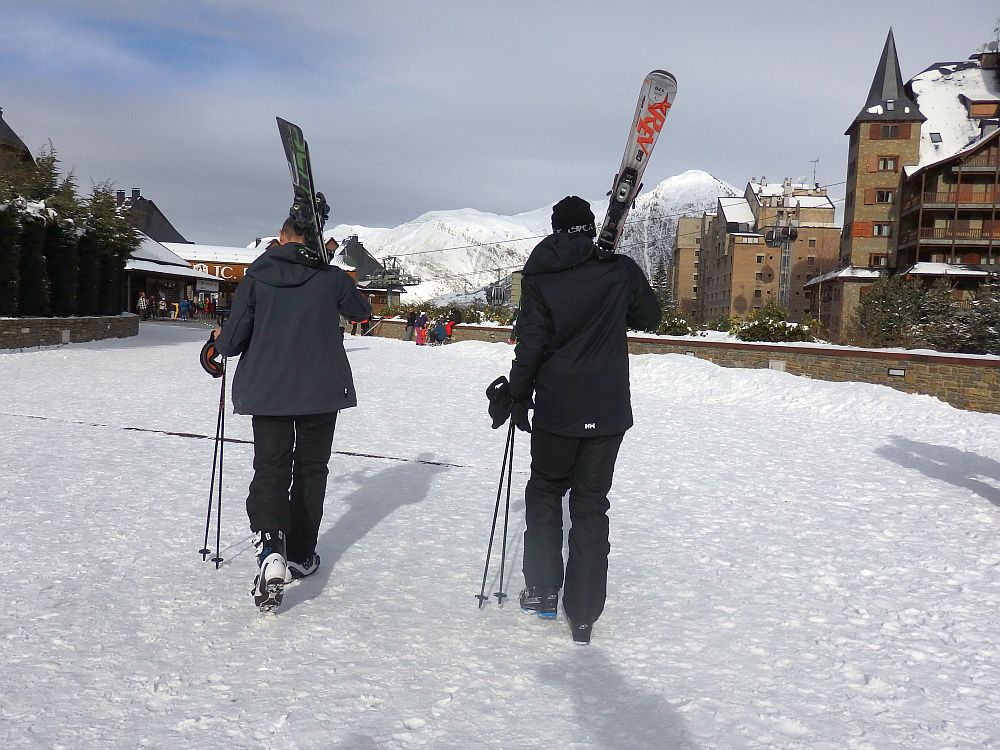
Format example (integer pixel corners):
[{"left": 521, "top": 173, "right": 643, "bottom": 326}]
[
  {"left": 901, "top": 190, "right": 1000, "bottom": 213},
  {"left": 952, "top": 152, "right": 1000, "bottom": 171},
  {"left": 898, "top": 225, "right": 1000, "bottom": 247}
]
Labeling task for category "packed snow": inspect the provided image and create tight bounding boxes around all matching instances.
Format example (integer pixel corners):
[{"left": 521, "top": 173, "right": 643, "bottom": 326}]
[{"left": 2, "top": 323, "right": 999, "bottom": 749}]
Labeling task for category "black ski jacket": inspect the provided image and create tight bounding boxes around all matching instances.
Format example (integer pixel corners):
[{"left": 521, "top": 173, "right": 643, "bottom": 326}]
[
  {"left": 509, "top": 233, "right": 660, "bottom": 437},
  {"left": 215, "top": 242, "right": 371, "bottom": 416}
]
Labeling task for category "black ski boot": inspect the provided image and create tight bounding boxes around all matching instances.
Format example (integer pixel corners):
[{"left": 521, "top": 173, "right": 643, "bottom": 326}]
[
  {"left": 252, "top": 529, "right": 287, "bottom": 613},
  {"left": 519, "top": 587, "right": 559, "bottom": 619},
  {"left": 569, "top": 620, "right": 592, "bottom": 645},
  {"left": 285, "top": 552, "right": 321, "bottom": 583}
]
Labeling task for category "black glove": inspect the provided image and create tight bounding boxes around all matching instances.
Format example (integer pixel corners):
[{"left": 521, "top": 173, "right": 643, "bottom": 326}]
[
  {"left": 486, "top": 376, "right": 512, "bottom": 429},
  {"left": 511, "top": 397, "right": 533, "bottom": 433},
  {"left": 200, "top": 331, "right": 224, "bottom": 378}
]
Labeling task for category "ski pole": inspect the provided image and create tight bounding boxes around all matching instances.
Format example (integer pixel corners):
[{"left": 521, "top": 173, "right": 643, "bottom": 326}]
[
  {"left": 476, "top": 418, "right": 515, "bottom": 608},
  {"left": 200, "top": 357, "right": 227, "bottom": 567},
  {"left": 494, "top": 418, "right": 515, "bottom": 605},
  {"left": 213, "top": 357, "right": 226, "bottom": 568}
]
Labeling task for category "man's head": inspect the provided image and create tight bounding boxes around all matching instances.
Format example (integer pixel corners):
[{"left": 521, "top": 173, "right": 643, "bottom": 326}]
[
  {"left": 551, "top": 196, "right": 596, "bottom": 237},
  {"left": 279, "top": 217, "right": 306, "bottom": 245}
]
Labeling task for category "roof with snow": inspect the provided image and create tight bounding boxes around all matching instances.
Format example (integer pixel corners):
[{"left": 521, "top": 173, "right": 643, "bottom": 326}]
[
  {"left": 719, "top": 198, "right": 755, "bottom": 226},
  {"left": 164, "top": 242, "right": 265, "bottom": 265},
  {"left": 903, "top": 262, "right": 991, "bottom": 278},
  {"left": 748, "top": 181, "right": 837, "bottom": 210},
  {"left": 905, "top": 55, "right": 1000, "bottom": 174},
  {"left": 804, "top": 266, "right": 885, "bottom": 287},
  {"left": 848, "top": 28, "right": 923, "bottom": 132},
  {"left": 127, "top": 233, "right": 219, "bottom": 282}
]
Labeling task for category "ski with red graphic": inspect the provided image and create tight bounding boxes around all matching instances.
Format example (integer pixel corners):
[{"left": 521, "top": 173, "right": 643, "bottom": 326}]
[{"left": 597, "top": 70, "right": 677, "bottom": 259}]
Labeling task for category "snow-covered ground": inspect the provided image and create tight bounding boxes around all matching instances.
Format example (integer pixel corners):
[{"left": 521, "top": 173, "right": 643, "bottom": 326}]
[{"left": 2, "top": 324, "right": 999, "bottom": 749}]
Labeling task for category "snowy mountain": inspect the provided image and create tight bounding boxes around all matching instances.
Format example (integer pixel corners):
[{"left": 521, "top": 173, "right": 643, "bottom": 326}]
[{"left": 327, "top": 170, "right": 738, "bottom": 302}]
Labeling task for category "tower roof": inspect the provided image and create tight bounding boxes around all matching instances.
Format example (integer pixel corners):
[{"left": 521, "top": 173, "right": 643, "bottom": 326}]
[
  {"left": 0, "top": 107, "right": 33, "bottom": 162},
  {"left": 848, "top": 29, "right": 924, "bottom": 132}
]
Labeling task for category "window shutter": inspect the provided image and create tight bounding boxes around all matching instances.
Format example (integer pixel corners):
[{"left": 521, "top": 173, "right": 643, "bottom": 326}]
[
  {"left": 863, "top": 188, "right": 876, "bottom": 205},
  {"left": 869, "top": 124, "right": 882, "bottom": 140},
  {"left": 900, "top": 124, "right": 911, "bottom": 139},
  {"left": 867, "top": 155, "right": 877, "bottom": 172}
]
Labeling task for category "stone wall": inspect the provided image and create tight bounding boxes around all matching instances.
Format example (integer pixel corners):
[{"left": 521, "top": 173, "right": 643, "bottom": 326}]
[
  {"left": 373, "top": 318, "right": 1000, "bottom": 414},
  {"left": 0, "top": 315, "right": 139, "bottom": 349}
]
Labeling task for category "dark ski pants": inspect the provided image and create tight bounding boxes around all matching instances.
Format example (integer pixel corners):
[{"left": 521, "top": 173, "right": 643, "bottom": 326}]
[
  {"left": 246, "top": 412, "right": 338, "bottom": 563},
  {"left": 522, "top": 429, "right": 624, "bottom": 627}
]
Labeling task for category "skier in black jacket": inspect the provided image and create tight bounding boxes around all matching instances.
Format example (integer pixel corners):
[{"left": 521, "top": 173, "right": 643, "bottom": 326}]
[
  {"left": 502, "top": 195, "right": 660, "bottom": 643},
  {"left": 214, "top": 215, "right": 370, "bottom": 612}
]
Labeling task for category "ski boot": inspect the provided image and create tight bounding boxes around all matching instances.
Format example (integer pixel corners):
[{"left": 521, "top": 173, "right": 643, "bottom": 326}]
[
  {"left": 568, "top": 620, "right": 592, "bottom": 645},
  {"left": 518, "top": 586, "right": 559, "bottom": 619},
  {"left": 284, "top": 552, "right": 321, "bottom": 583},
  {"left": 252, "top": 529, "right": 287, "bottom": 613}
]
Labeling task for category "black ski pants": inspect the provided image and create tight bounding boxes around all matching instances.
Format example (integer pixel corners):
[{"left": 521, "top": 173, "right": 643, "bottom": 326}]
[
  {"left": 246, "top": 412, "right": 338, "bottom": 564},
  {"left": 522, "top": 428, "right": 624, "bottom": 627}
]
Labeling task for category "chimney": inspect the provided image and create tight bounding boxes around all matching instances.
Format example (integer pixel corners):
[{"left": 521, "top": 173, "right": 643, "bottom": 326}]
[
  {"left": 131, "top": 188, "right": 141, "bottom": 200},
  {"left": 116, "top": 190, "right": 126, "bottom": 206}
]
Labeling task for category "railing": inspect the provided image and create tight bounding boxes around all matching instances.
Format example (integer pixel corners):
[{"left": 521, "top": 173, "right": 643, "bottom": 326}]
[
  {"left": 917, "top": 227, "right": 1000, "bottom": 240},
  {"left": 919, "top": 191, "right": 1000, "bottom": 204},
  {"left": 960, "top": 153, "right": 1000, "bottom": 168}
]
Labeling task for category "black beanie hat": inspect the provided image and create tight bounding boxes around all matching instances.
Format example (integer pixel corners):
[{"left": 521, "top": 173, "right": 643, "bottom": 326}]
[{"left": 551, "top": 196, "right": 596, "bottom": 235}]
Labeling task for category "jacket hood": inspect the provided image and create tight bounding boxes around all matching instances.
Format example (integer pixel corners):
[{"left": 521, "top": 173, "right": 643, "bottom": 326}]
[
  {"left": 246, "top": 243, "right": 321, "bottom": 287},
  {"left": 522, "top": 233, "right": 596, "bottom": 276}
]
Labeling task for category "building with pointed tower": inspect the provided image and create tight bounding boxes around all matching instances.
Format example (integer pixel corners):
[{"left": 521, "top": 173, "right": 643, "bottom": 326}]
[
  {"left": 810, "top": 30, "right": 1000, "bottom": 340},
  {"left": 809, "top": 29, "right": 925, "bottom": 338},
  {"left": 0, "top": 107, "right": 34, "bottom": 165}
]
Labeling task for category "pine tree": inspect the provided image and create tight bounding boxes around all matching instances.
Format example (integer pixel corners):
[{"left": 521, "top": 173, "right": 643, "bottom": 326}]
[
  {"left": 45, "top": 174, "right": 82, "bottom": 316},
  {"left": 17, "top": 211, "right": 50, "bottom": 316},
  {"left": 849, "top": 275, "right": 924, "bottom": 347},
  {"left": 0, "top": 205, "right": 20, "bottom": 316}
]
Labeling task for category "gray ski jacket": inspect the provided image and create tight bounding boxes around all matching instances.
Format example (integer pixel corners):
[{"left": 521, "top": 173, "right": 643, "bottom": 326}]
[{"left": 215, "top": 242, "right": 371, "bottom": 416}]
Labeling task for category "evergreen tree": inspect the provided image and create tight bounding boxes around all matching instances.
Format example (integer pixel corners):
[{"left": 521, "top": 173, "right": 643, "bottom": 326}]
[
  {"left": 0, "top": 205, "right": 20, "bottom": 316},
  {"left": 80, "top": 184, "right": 139, "bottom": 315},
  {"left": 17, "top": 211, "right": 50, "bottom": 316},
  {"left": 849, "top": 275, "right": 924, "bottom": 347},
  {"left": 651, "top": 257, "right": 674, "bottom": 312},
  {"left": 45, "top": 174, "right": 82, "bottom": 316},
  {"left": 969, "top": 278, "right": 1000, "bottom": 355}
]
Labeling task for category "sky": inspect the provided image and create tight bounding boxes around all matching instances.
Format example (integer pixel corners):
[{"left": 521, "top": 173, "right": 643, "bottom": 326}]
[{"left": 2, "top": 2, "right": 998, "bottom": 245}]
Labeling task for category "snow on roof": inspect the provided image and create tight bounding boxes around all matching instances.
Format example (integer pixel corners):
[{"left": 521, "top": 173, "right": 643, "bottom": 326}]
[
  {"left": 163, "top": 242, "right": 265, "bottom": 265},
  {"left": 131, "top": 234, "right": 191, "bottom": 266},
  {"left": 804, "top": 266, "right": 884, "bottom": 286},
  {"left": 908, "top": 59, "right": 1000, "bottom": 171},
  {"left": 904, "top": 262, "right": 991, "bottom": 277},
  {"left": 748, "top": 182, "right": 835, "bottom": 210},
  {"left": 719, "top": 198, "right": 755, "bottom": 225},
  {"left": 125, "top": 258, "right": 220, "bottom": 282}
]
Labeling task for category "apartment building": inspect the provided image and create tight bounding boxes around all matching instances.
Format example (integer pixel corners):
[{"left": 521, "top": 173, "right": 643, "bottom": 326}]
[
  {"left": 696, "top": 178, "right": 840, "bottom": 324},
  {"left": 671, "top": 215, "right": 703, "bottom": 317}
]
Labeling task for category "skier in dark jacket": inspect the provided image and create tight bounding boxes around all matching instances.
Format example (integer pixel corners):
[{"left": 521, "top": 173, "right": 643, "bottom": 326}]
[
  {"left": 214, "top": 215, "right": 370, "bottom": 612},
  {"left": 498, "top": 195, "right": 660, "bottom": 643}
]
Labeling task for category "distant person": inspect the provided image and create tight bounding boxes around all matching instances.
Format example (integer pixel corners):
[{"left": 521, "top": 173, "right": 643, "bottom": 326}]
[
  {"left": 136, "top": 291, "right": 149, "bottom": 320},
  {"left": 403, "top": 310, "right": 417, "bottom": 342},
  {"left": 490, "top": 196, "right": 660, "bottom": 644},
  {"left": 158, "top": 296, "right": 167, "bottom": 320},
  {"left": 213, "top": 214, "right": 370, "bottom": 613}
]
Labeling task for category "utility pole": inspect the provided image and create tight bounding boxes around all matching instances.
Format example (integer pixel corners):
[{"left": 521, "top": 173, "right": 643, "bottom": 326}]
[{"left": 810, "top": 159, "right": 819, "bottom": 185}]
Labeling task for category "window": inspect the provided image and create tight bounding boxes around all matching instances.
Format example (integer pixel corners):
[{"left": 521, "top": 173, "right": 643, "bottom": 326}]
[
  {"left": 807, "top": 255, "right": 815, "bottom": 266},
  {"left": 753, "top": 289, "right": 762, "bottom": 298},
  {"left": 930, "top": 132, "right": 942, "bottom": 143},
  {"left": 692, "top": 286, "right": 697, "bottom": 293},
  {"left": 873, "top": 223, "right": 892, "bottom": 237},
  {"left": 886, "top": 99, "right": 895, "bottom": 111},
  {"left": 694, "top": 250, "right": 700, "bottom": 256},
  {"left": 878, "top": 156, "right": 897, "bottom": 171},
  {"left": 876, "top": 190, "right": 894, "bottom": 203},
  {"left": 808, "top": 239, "right": 816, "bottom": 248},
  {"left": 880, "top": 124, "right": 899, "bottom": 138},
  {"left": 755, "top": 272, "right": 763, "bottom": 281},
  {"left": 695, "top": 237, "right": 701, "bottom": 245},
  {"left": 756, "top": 254, "right": 764, "bottom": 263}
]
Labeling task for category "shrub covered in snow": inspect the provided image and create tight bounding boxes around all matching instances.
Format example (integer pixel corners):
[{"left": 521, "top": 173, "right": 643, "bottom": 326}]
[
  {"left": 731, "top": 301, "right": 815, "bottom": 342},
  {"left": 657, "top": 311, "right": 694, "bottom": 336}
]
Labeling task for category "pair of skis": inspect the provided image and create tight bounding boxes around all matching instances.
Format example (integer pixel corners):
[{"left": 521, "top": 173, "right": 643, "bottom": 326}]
[{"left": 597, "top": 70, "right": 678, "bottom": 259}]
